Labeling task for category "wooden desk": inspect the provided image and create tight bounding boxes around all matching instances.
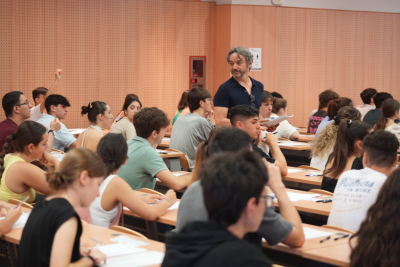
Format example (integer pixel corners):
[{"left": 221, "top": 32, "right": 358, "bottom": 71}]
[
  {"left": 164, "top": 132, "right": 171, "bottom": 137},
  {"left": 298, "top": 135, "right": 315, "bottom": 143},
  {"left": 158, "top": 150, "right": 185, "bottom": 159},
  {"left": 284, "top": 168, "right": 322, "bottom": 186},
  {"left": 298, "top": 128, "right": 308, "bottom": 134},
  {"left": 279, "top": 142, "right": 312, "bottom": 151},
  {"left": 157, "top": 139, "right": 170, "bottom": 149}
]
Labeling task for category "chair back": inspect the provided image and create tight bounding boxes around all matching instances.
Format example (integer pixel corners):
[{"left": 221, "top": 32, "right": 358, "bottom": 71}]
[
  {"left": 8, "top": 199, "right": 33, "bottom": 209},
  {"left": 165, "top": 148, "right": 190, "bottom": 171},
  {"left": 308, "top": 189, "right": 334, "bottom": 196},
  {"left": 138, "top": 188, "right": 164, "bottom": 196},
  {"left": 109, "top": 225, "right": 148, "bottom": 239}
]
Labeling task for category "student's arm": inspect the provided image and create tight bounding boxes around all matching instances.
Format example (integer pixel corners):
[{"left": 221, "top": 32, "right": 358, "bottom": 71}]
[
  {"left": 50, "top": 216, "right": 106, "bottom": 267},
  {"left": 0, "top": 204, "right": 22, "bottom": 237},
  {"left": 40, "top": 69, "right": 62, "bottom": 113},
  {"left": 214, "top": 107, "right": 232, "bottom": 127},
  {"left": 289, "top": 131, "right": 300, "bottom": 141},
  {"left": 46, "top": 119, "right": 62, "bottom": 153},
  {"left": 264, "top": 161, "right": 305, "bottom": 247},
  {"left": 108, "top": 177, "right": 177, "bottom": 221},
  {"left": 68, "top": 140, "right": 77, "bottom": 148},
  {"left": 205, "top": 110, "right": 216, "bottom": 126},
  {"left": 156, "top": 170, "right": 192, "bottom": 191},
  {"left": 11, "top": 162, "right": 54, "bottom": 195},
  {"left": 262, "top": 132, "right": 288, "bottom": 176}
]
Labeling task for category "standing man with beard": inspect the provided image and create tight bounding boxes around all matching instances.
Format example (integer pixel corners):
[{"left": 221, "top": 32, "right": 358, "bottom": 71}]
[{"left": 214, "top": 47, "right": 264, "bottom": 127}]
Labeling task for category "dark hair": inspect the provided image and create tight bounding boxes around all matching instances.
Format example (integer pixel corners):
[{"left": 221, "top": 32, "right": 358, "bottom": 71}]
[
  {"left": 81, "top": 101, "right": 108, "bottom": 123},
  {"left": 207, "top": 127, "right": 252, "bottom": 158},
  {"left": 229, "top": 105, "right": 259, "bottom": 126},
  {"left": 272, "top": 98, "right": 287, "bottom": 114},
  {"left": 123, "top": 98, "right": 142, "bottom": 112},
  {"left": 374, "top": 99, "right": 400, "bottom": 130},
  {"left": 134, "top": 107, "right": 170, "bottom": 139},
  {"left": 327, "top": 97, "right": 353, "bottom": 120},
  {"left": 97, "top": 133, "right": 128, "bottom": 176},
  {"left": 32, "top": 87, "right": 48, "bottom": 103},
  {"left": 360, "top": 88, "right": 377, "bottom": 105},
  {"left": 201, "top": 151, "right": 268, "bottom": 227},
  {"left": 45, "top": 94, "right": 71, "bottom": 114},
  {"left": 324, "top": 120, "right": 371, "bottom": 179},
  {"left": 0, "top": 121, "right": 46, "bottom": 178},
  {"left": 120, "top": 94, "right": 139, "bottom": 112},
  {"left": 187, "top": 88, "right": 211, "bottom": 113},
  {"left": 177, "top": 90, "right": 189, "bottom": 110},
  {"left": 271, "top": 92, "right": 283, "bottom": 99},
  {"left": 362, "top": 130, "right": 399, "bottom": 168},
  {"left": 374, "top": 92, "right": 393, "bottom": 109},
  {"left": 262, "top": 91, "right": 273, "bottom": 103},
  {"left": 318, "top": 89, "right": 339, "bottom": 110},
  {"left": 350, "top": 168, "right": 400, "bottom": 267},
  {"left": 46, "top": 148, "right": 107, "bottom": 191},
  {"left": 2, "top": 91, "right": 23, "bottom": 117}
]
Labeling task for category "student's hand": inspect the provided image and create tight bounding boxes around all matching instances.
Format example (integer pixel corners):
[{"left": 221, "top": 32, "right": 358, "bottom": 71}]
[
  {"left": 55, "top": 69, "right": 63, "bottom": 80},
  {"left": 259, "top": 119, "right": 279, "bottom": 132},
  {"left": 141, "top": 194, "right": 163, "bottom": 204},
  {"left": 0, "top": 201, "right": 12, "bottom": 216},
  {"left": 4, "top": 206, "right": 22, "bottom": 226},
  {"left": 50, "top": 118, "right": 61, "bottom": 132},
  {"left": 255, "top": 132, "right": 262, "bottom": 146},
  {"left": 164, "top": 190, "right": 177, "bottom": 206},
  {"left": 264, "top": 160, "right": 284, "bottom": 191},
  {"left": 205, "top": 110, "right": 214, "bottom": 119},
  {"left": 79, "top": 244, "right": 90, "bottom": 257},
  {"left": 262, "top": 131, "right": 279, "bottom": 146},
  {"left": 40, "top": 151, "right": 58, "bottom": 166},
  {"left": 88, "top": 248, "right": 107, "bottom": 265}
]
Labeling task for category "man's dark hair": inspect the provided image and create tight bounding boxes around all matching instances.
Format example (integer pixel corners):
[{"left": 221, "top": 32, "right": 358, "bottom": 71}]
[
  {"left": 2, "top": 91, "right": 24, "bottom": 118},
  {"left": 32, "top": 87, "right": 48, "bottom": 103},
  {"left": 206, "top": 128, "right": 252, "bottom": 158},
  {"left": 360, "top": 88, "right": 377, "bottom": 105},
  {"left": 373, "top": 92, "right": 393, "bottom": 109},
  {"left": 229, "top": 105, "right": 259, "bottom": 126},
  {"left": 134, "top": 107, "right": 170, "bottom": 139},
  {"left": 271, "top": 92, "right": 283, "bottom": 99},
  {"left": 319, "top": 89, "right": 339, "bottom": 109},
  {"left": 187, "top": 88, "right": 211, "bottom": 113},
  {"left": 363, "top": 130, "right": 399, "bottom": 168},
  {"left": 45, "top": 94, "right": 71, "bottom": 114},
  {"left": 262, "top": 91, "right": 273, "bottom": 103},
  {"left": 201, "top": 151, "right": 268, "bottom": 227}
]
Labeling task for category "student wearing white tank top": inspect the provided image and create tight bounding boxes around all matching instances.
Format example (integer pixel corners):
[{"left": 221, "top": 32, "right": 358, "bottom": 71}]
[{"left": 90, "top": 133, "right": 177, "bottom": 228}]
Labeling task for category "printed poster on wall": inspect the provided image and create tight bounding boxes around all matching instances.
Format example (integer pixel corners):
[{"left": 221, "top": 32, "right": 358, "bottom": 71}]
[{"left": 249, "top": 48, "right": 261, "bottom": 71}]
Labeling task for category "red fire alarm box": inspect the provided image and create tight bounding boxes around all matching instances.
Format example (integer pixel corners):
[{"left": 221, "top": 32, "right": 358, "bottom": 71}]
[{"left": 189, "top": 56, "right": 206, "bottom": 89}]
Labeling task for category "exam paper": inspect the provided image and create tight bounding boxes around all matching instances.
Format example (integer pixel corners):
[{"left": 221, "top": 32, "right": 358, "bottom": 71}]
[
  {"left": 287, "top": 168, "right": 304, "bottom": 173},
  {"left": 50, "top": 151, "right": 65, "bottom": 161},
  {"left": 162, "top": 138, "right": 170, "bottom": 141},
  {"left": 0, "top": 211, "right": 30, "bottom": 229},
  {"left": 278, "top": 142, "right": 308, "bottom": 147},
  {"left": 102, "top": 251, "right": 165, "bottom": 267},
  {"left": 286, "top": 192, "right": 320, "bottom": 202},
  {"left": 94, "top": 243, "right": 147, "bottom": 258},
  {"left": 68, "top": 129, "right": 85, "bottom": 134},
  {"left": 110, "top": 236, "right": 150, "bottom": 247},
  {"left": 303, "top": 227, "right": 335, "bottom": 240},
  {"left": 261, "top": 115, "right": 294, "bottom": 126},
  {"left": 306, "top": 171, "right": 323, "bottom": 176},
  {"left": 168, "top": 202, "right": 180, "bottom": 210}
]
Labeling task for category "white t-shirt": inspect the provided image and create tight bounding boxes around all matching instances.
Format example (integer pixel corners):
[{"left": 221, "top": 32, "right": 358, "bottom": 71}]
[
  {"left": 270, "top": 113, "right": 298, "bottom": 140},
  {"left": 327, "top": 168, "right": 387, "bottom": 232},
  {"left": 385, "top": 123, "right": 400, "bottom": 146},
  {"left": 356, "top": 104, "right": 375, "bottom": 120},
  {"left": 29, "top": 105, "right": 43, "bottom": 122}
]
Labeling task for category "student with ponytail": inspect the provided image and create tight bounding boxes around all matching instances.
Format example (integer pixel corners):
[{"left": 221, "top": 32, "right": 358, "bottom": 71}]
[
  {"left": 0, "top": 121, "right": 59, "bottom": 203},
  {"left": 373, "top": 98, "right": 400, "bottom": 145},
  {"left": 17, "top": 148, "right": 107, "bottom": 267},
  {"left": 76, "top": 101, "right": 114, "bottom": 153},
  {"left": 89, "top": 133, "right": 177, "bottom": 228},
  {"left": 321, "top": 120, "right": 372, "bottom": 193}
]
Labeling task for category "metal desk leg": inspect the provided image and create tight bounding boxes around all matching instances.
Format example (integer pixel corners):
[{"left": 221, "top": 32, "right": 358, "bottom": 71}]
[{"left": 146, "top": 221, "right": 159, "bottom": 241}]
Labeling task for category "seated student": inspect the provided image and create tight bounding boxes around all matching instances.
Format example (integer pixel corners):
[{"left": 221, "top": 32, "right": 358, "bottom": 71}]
[
  {"left": 110, "top": 97, "right": 141, "bottom": 141},
  {"left": 17, "top": 148, "right": 107, "bottom": 267},
  {"left": 230, "top": 105, "right": 288, "bottom": 176},
  {"left": 321, "top": 120, "right": 372, "bottom": 193},
  {"left": 0, "top": 201, "right": 22, "bottom": 237},
  {"left": 0, "top": 121, "right": 59, "bottom": 203},
  {"left": 177, "top": 127, "right": 305, "bottom": 249},
  {"left": 356, "top": 88, "right": 377, "bottom": 120},
  {"left": 363, "top": 92, "right": 393, "bottom": 127},
  {"left": 170, "top": 88, "right": 215, "bottom": 169},
  {"left": 271, "top": 91, "right": 283, "bottom": 99},
  {"left": 349, "top": 168, "right": 400, "bottom": 267},
  {"left": 110, "top": 93, "right": 139, "bottom": 130},
  {"left": 373, "top": 98, "right": 400, "bottom": 144},
  {"left": 270, "top": 98, "right": 300, "bottom": 140},
  {"left": 328, "top": 130, "right": 399, "bottom": 232},
  {"left": 258, "top": 91, "right": 279, "bottom": 154},
  {"left": 162, "top": 151, "right": 273, "bottom": 267},
  {"left": 311, "top": 106, "right": 361, "bottom": 170},
  {"left": 307, "top": 89, "right": 339, "bottom": 134},
  {"left": 77, "top": 101, "right": 114, "bottom": 153},
  {"left": 38, "top": 94, "right": 77, "bottom": 152},
  {"left": 315, "top": 97, "right": 353, "bottom": 136},
  {"left": 90, "top": 133, "right": 177, "bottom": 228},
  {"left": 30, "top": 69, "right": 62, "bottom": 122},
  {"left": 118, "top": 107, "right": 191, "bottom": 191},
  {"left": 172, "top": 90, "right": 190, "bottom": 125}
]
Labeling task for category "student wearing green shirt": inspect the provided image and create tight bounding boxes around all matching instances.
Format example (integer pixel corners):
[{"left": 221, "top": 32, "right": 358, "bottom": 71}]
[{"left": 118, "top": 107, "right": 192, "bottom": 191}]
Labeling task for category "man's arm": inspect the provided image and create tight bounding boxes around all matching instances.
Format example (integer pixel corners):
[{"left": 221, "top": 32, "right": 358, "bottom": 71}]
[
  {"left": 262, "top": 132, "right": 288, "bottom": 176},
  {"left": 40, "top": 69, "right": 62, "bottom": 113},
  {"left": 214, "top": 107, "right": 232, "bottom": 127},
  {"left": 156, "top": 170, "right": 191, "bottom": 191},
  {"left": 46, "top": 119, "right": 62, "bottom": 152}
]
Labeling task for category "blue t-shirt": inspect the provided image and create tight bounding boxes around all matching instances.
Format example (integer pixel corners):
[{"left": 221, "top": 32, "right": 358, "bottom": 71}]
[{"left": 214, "top": 76, "right": 264, "bottom": 115}]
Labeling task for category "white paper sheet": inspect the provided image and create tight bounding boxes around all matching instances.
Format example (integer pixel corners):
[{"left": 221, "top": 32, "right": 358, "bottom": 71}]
[
  {"left": 162, "top": 138, "right": 170, "bottom": 141},
  {"left": 50, "top": 151, "right": 65, "bottom": 161},
  {"left": 167, "top": 202, "right": 180, "bottom": 210},
  {"left": 68, "top": 129, "right": 85, "bottom": 134},
  {"left": 102, "top": 251, "right": 165, "bottom": 267},
  {"left": 261, "top": 115, "right": 294, "bottom": 126},
  {"left": 287, "top": 168, "right": 304, "bottom": 173},
  {"left": 110, "top": 236, "right": 150, "bottom": 247},
  {"left": 300, "top": 134, "right": 315, "bottom": 138},
  {"left": 286, "top": 192, "right": 321, "bottom": 202},
  {"left": 278, "top": 142, "right": 308, "bottom": 147},
  {"left": 306, "top": 171, "right": 323, "bottom": 176},
  {"left": 0, "top": 211, "right": 30, "bottom": 229},
  {"left": 93, "top": 243, "right": 147, "bottom": 258},
  {"left": 303, "top": 227, "right": 335, "bottom": 240},
  {"left": 173, "top": 173, "right": 183, "bottom": 177}
]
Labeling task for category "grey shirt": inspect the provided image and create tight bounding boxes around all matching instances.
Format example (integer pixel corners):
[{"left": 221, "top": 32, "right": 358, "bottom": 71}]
[
  {"left": 177, "top": 181, "right": 293, "bottom": 246},
  {"left": 170, "top": 113, "right": 214, "bottom": 168}
]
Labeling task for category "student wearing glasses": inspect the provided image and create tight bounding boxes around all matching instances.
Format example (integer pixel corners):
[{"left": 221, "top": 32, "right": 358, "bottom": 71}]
[{"left": 214, "top": 47, "right": 264, "bottom": 127}]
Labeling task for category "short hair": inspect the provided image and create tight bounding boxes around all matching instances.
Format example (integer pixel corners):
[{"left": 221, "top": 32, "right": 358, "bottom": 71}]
[
  {"left": 32, "top": 87, "right": 48, "bottom": 102},
  {"left": 360, "top": 88, "right": 377, "bottom": 104},
  {"left": 201, "top": 151, "right": 268, "bottom": 227},
  {"left": 262, "top": 91, "right": 273, "bottom": 103},
  {"left": 374, "top": 92, "right": 393, "bottom": 109},
  {"left": 45, "top": 94, "right": 71, "bottom": 114},
  {"left": 187, "top": 88, "right": 211, "bottom": 113},
  {"left": 226, "top": 47, "right": 253, "bottom": 66},
  {"left": 271, "top": 92, "right": 283, "bottom": 99},
  {"left": 2, "top": 91, "right": 23, "bottom": 118},
  {"left": 134, "top": 107, "right": 170, "bottom": 139},
  {"left": 272, "top": 98, "right": 287, "bottom": 114},
  {"left": 229, "top": 105, "right": 259, "bottom": 126},
  {"left": 319, "top": 90, "right": 339, "bottom": 109},
  {"left": 206, "top": 128, "right": 252, "bottom": 158},
  {"left": 363, "top": 130, "right": 399, "bottom": 168}
]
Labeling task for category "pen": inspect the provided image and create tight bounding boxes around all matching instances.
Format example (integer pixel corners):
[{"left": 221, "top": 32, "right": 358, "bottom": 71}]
[
  {"left": 316, "top": 199, "right": 332, "bottom": 203},
  {"left": 305, "top": 174, "right": 322, "bottom": 177},
  {"left": 90, "top": 238, "right": 102, "bottom": 246},
  {"left": 334, "top": 234, "right": 350, "bottom": 241},
  {"left": 13, "top": 196, "right": 29, "bottom": 209},
  {"left": 320, "top": 236, "right": 330, "bottom": 243}
]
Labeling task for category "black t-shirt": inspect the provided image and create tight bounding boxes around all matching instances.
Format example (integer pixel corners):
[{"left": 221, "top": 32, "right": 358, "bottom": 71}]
[
  {"left": 252, "top": 144, "right": 276, "bottom": 163},
  {"left": 308, "top": 110, "right": 327, "bottom": 134},
  {"left": 363, "top": 109, "right": 383, "bottom": 127},
  {"left": 18, "top": 198, "right": 82, "bottom": 267}
]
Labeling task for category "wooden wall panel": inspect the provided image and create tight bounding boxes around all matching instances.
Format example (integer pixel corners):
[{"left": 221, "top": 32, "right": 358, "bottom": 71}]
[{"left": 0, "top": 0, "right": 13, "bottom": 93}]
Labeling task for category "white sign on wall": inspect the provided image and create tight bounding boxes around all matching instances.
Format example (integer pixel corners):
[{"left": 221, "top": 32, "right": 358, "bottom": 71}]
[{"left": 249, "top": 48, "right": 261, "bottom": 71}]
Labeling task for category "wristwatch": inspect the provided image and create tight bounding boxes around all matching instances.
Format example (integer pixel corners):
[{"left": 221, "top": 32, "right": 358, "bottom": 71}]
[{"left": 48, "top": 130, "right": 55, "bottom": 135}]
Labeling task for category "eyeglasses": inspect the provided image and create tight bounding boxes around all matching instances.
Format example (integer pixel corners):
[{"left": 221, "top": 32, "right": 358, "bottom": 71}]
[
  {"left": 204, "top": 98, "right": 213, "bottom": 103},
  {"left": 259, "top": 195, "right": 274, "bottom": 207},
  {"left": 250, "top": 94, "right": 255, "bottom": 107},
  {"left": 16, "top": 101, "right": 30, "bottom": 107}
]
